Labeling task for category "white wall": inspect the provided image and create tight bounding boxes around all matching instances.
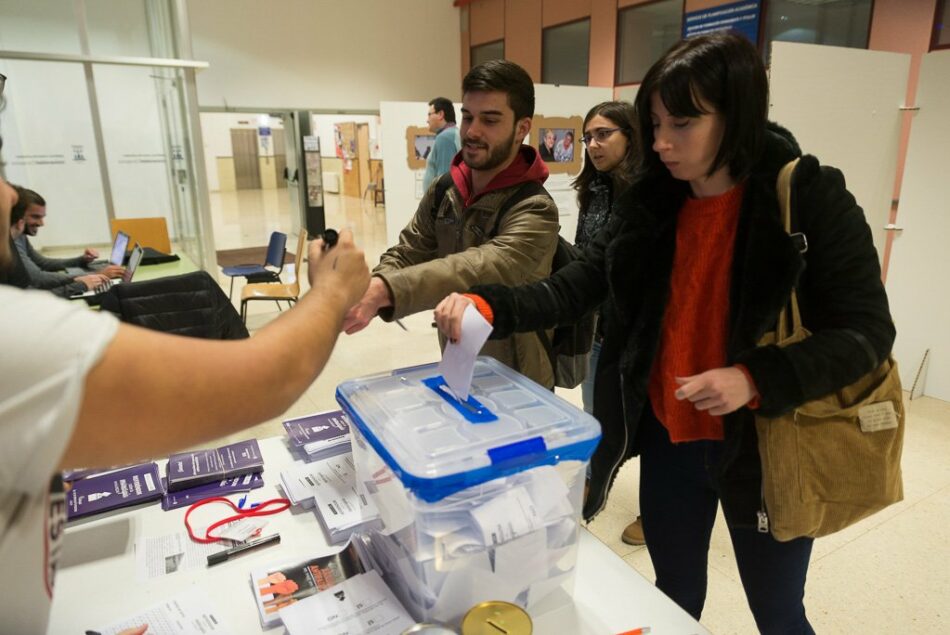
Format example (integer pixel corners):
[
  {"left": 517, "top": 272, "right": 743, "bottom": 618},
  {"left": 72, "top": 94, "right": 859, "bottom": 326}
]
[
  {"left": 884, "top": 50, "right": 950, "bottom": 400},
  {"left": 380, "top": 101, "right": 431, "bottom": 247},
  {"left": 0, "top": 2, "right": 175, "bottom": 247},
  {"left": 187, "top": 0, "right": 461, "bottom": 111},
  {"left": 614, "top": 84, "right": 639, "bottom": 104},
  {"left": 769, "top": 42, "right": 910, "bottom": 263}
]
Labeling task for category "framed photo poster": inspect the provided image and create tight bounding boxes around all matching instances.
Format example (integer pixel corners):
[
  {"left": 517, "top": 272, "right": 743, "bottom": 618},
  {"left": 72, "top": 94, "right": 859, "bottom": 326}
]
[
  {"left": 406, "top": 126, "right": 436, "bottom": 170},
  {"left": 530, "top": 115, "right": 583, "bottom": 175}
]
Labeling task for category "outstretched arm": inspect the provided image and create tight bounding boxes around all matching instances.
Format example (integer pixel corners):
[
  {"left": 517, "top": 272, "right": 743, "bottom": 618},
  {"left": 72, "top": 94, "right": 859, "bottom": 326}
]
[{"left": 61, "top": 230, "right": 370, "bottom": 469}]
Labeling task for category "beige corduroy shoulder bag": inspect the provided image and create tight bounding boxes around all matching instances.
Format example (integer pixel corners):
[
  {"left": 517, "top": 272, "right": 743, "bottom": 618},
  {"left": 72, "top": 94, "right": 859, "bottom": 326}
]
[{"left": 755, "top": 159, "right": 905, "bottom": 542}]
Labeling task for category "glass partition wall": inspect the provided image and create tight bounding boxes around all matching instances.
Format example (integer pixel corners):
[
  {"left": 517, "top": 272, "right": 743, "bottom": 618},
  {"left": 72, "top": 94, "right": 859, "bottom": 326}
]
[{"left": 0, "top": 0, "right": 215, "bottom": 271}]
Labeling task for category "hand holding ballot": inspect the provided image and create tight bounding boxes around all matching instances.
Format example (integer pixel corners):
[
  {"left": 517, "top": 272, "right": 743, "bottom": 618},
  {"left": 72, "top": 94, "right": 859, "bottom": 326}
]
[
  {"left": 438, "top": 302, "right": 492, "bottom": 400},
  {"left": 433, "top": 292, "right": 480, "bottom": 344}
]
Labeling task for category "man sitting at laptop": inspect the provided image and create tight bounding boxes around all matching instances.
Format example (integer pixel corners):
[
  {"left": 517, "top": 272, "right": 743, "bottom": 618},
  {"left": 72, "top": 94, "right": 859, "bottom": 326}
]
[{"left": 12, "top": 186, "right": 124, "bottom": 297}]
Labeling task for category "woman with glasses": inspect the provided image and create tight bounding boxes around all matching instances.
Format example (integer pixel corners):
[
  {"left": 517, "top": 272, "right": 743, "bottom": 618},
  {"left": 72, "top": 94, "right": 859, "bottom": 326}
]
[
  {"left": 572, "top": 101, "right": 646, "bottom": 546},
  {"left": 435, "top": 32, "right": 893, "bottom": 632}
]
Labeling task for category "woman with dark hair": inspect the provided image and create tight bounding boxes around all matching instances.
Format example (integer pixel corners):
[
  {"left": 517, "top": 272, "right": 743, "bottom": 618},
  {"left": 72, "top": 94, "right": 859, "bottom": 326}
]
[
  {"left": 572, "top": 100, "right": 645, "bottom": 545},
  {"left": 435, "top": 32, "right": 894, "bottom": 632}
]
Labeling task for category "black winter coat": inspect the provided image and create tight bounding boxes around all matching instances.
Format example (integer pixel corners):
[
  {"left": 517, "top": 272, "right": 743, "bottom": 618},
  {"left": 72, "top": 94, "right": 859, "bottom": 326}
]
[
  {"left": 99, "top": 271, "right": 249, "bottom": 340},
  {"left": 473, "top": 124, "right": 895, "bottom": 526}
]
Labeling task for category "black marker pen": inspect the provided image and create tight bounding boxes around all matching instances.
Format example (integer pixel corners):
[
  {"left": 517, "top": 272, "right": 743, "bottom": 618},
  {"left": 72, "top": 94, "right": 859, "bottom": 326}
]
[
  {"left": 207, "top": 533, "right": 281, "bottom": 566},
  {"left": 321, "top": 229, "right": 339, "bottom": 251}
]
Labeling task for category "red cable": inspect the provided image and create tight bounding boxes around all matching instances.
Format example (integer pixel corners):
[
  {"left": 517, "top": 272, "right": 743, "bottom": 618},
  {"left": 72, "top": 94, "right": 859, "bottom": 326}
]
[{"left": 184, "top": 496, "right": 291, "bottom": 543}]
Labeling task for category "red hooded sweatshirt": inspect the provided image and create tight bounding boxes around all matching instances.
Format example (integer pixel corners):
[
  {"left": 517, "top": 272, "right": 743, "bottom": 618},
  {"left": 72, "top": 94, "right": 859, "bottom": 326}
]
[{"left": 449, "top": 145, "right": 550, "bottom": 208}]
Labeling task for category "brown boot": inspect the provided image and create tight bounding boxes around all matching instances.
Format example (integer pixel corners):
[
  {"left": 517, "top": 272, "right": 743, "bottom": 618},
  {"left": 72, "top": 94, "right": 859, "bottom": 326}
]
[{"left": 621, "top": 516, "right": 645, "bottom": 545}]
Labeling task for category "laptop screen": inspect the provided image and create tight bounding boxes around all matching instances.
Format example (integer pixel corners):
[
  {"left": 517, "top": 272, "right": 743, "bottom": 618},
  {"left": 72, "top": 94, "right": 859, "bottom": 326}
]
[
  {"left": 123, "top": 244, "right": 145, "bottom": 284},
  {"left": 109, "top": 231, "right": 130, "bottom": 266}
]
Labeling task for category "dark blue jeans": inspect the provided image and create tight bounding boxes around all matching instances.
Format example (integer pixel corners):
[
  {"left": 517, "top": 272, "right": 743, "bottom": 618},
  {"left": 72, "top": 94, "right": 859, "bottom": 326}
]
[{"left": 638, "top": 403, "right": 815, "bottom": 634}]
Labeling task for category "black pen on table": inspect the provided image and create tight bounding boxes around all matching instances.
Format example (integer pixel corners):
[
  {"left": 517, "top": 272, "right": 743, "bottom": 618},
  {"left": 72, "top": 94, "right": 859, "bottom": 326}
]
[{"left": 207, "top": 533, "right": 281, "bottom": 566}]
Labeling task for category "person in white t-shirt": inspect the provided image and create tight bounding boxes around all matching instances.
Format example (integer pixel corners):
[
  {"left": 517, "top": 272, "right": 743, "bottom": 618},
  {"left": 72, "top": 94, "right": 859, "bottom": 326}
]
[{"left": 0, "top": 121, "right": 371, "bottom": 632}]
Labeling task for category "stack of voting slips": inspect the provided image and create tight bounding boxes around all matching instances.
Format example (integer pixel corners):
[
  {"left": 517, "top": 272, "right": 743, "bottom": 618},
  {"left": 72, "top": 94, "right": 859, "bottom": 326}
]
[
  {"left": 160, "top": 472, "right": 265, "bottom": 511},
  {"left": 283, "top": 410, "right": 351, "bottom": 461},
  {"left": 165, "top": 438, "right": 264, "bottom": 492},
  {"left": 279, "top": 453, "right": 382, "bottom": 544},
  {"left": 66, "top": 462, "right": 164, "bottom": 520}
]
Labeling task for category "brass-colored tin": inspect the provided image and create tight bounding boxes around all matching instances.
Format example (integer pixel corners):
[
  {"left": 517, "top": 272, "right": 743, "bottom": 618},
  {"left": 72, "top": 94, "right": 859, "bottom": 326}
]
[{"left": 459, "top": 601, "right": 532, "bottom": 635}]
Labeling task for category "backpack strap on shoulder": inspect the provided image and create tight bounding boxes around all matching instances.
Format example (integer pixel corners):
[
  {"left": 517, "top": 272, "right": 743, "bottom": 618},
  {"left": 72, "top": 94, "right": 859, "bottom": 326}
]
[
  {"left": 489, "top": 181, "right": 549, "bottom": 238},
  {"left": 430, "top": 172, "right": 455, "bottom": 221}
]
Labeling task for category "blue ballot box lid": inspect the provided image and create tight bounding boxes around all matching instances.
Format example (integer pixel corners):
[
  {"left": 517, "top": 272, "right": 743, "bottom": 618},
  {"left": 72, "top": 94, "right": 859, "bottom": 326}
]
[{"left": 336, "top": 357, "right": 602, "bottom": 502}]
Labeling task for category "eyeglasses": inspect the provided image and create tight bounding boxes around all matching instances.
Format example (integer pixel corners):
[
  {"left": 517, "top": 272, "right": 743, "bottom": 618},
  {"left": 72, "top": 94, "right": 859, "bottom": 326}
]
[
  {"left": 582, "top": 127, "right": 623, "bottom": 146},
  {"left": 0, "top": 73, "right": 6, "bottom": 98}
]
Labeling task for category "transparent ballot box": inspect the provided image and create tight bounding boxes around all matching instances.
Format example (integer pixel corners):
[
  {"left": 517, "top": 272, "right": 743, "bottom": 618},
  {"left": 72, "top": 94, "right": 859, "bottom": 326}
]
[{"left": 336, "top": 357, "right": 601, "bottom": 625}]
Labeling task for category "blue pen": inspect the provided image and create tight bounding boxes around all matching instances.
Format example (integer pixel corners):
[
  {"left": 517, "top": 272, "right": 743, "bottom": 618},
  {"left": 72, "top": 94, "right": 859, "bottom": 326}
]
[{"left": 237, "top": 494, "right": 247, "bottom": 509}]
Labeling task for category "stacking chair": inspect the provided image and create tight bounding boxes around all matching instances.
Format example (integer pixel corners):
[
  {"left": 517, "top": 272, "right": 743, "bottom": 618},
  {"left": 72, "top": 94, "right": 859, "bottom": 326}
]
[
  {"left": 111, "top": 217, "right": 172, "bottom": 254},
  {"left": 240, "top": 231, "right": 307, "bottom": 323},
  {"left": 221, "top": 231, "right": 287, "bottom": 299}
]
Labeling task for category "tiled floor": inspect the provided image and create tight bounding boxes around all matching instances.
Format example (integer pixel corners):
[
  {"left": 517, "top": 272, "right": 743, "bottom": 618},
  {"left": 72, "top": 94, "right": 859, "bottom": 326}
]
[{"left": 59, "top": 187, "right": 950, "bottom": 634}]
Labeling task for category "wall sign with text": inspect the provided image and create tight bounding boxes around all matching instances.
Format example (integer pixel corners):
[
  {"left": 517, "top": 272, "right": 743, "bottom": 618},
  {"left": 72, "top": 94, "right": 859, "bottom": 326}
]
[{"left": 683, "top": 0, "right": 761, "bottom": 43}]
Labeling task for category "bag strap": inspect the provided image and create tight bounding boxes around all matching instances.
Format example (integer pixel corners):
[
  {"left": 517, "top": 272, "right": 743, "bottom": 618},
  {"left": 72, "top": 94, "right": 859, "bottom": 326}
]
[
  {"left": 430, "top": 172, "right": 455, "bottom": 220},
  {"left": 774, "top": 158, "right": 801, "bottom": 341},
  {"left": 430, "top": 173, "right": 547, "bottom": 237},
  {"left": 488, "top": 180, "right": 548, "bottom": 238}
]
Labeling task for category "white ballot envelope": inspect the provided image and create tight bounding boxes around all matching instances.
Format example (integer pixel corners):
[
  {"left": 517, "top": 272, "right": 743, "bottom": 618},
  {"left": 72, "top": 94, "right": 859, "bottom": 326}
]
[{"left": 439, "top": 303, "right": 492, "bottom": 401}]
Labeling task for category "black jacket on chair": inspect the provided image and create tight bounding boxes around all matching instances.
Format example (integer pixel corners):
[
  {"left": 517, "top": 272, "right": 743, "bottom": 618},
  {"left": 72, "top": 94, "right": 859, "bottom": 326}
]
[
  {"left": 472, "top": 124, "right": 895, "bottom": 527},
  {"left": 100, "top": 271, "right": 249, "bottom": 340}
]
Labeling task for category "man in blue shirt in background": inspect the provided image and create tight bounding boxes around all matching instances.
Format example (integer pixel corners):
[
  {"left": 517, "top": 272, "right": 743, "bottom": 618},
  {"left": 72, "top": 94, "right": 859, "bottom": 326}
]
[{"left": 422, "top": 97, "right": 461, "bottom": 192}]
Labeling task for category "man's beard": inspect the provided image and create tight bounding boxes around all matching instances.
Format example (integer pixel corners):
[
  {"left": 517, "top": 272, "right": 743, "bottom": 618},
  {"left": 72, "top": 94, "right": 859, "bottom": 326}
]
[
  {"left": 24, "top": 225, "right": 37, "bottom": 236},
  {"left": 462, "top": 127, "right": 516, "bottom": 171}
]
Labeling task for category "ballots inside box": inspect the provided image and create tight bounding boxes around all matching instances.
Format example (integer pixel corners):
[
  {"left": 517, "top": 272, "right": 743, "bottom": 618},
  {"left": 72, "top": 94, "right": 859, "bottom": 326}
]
[{"left": 336, "top": 357, "right": 601, "bottom": 625}]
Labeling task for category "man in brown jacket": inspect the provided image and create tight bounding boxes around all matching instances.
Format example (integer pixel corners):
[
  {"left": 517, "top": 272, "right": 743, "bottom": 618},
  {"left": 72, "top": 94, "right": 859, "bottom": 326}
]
[{"left": 343, "top": 60, "right": 559, "bottom": 388}]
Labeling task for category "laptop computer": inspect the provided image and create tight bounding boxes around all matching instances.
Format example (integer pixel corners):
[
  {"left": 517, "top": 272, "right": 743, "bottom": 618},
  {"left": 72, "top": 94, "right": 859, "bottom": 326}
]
[
  {"left": 70, "top": 243, "right": 144, "bottom": 301},
  {"left": 64, "top": 230, "right": 130, "bottom": 277}
]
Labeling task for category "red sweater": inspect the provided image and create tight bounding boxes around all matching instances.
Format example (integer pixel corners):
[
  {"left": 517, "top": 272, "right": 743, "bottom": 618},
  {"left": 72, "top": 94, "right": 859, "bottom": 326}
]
[{"left": 648, "top": 183, "right": 745, "bottom": 443}]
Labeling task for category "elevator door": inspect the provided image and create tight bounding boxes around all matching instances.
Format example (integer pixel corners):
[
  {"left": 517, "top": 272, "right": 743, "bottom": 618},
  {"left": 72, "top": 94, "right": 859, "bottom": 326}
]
[{"left": 230, "top": 128, "right": 261, "bottom": 189}]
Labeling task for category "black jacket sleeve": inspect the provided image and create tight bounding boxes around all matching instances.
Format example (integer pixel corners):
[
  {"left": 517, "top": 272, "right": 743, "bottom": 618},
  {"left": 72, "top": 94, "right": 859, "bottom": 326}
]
[
  {"left": 736, "top": 160, "right": 896, "bottom": 416},
  {"left": 472, "top": 225, "right": 612, "bottom": 340}
]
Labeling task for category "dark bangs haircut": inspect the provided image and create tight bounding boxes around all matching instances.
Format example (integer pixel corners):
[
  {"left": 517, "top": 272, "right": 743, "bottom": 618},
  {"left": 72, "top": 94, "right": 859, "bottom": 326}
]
[
  {"left": 634, "top": 31, "right": 768, "bottom": 182},
  {"left": 462, "top": 59, "right": 535, "bottom": 122},
  {"left": 573, "top": 100, "right": 638, "bottom": 211}
]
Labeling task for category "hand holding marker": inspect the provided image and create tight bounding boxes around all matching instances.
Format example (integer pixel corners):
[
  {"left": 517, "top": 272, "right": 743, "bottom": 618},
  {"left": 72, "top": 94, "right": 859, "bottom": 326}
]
[{"left": 322, "top": 228, "right": 339, "bottom": 250}]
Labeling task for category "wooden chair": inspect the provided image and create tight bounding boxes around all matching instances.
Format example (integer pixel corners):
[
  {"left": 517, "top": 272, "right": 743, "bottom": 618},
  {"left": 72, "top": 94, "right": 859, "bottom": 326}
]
[
  {"left": 110, "top": 217, "right": 172, "bottom": 254},
  {"left": 240, "top": 231, "right": 308, "bottom": 323}
]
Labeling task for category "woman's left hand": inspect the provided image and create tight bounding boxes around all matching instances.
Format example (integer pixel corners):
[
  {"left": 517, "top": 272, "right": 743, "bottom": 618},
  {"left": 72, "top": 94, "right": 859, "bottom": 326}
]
[{"left": 674, "top": 367, "right": 757, "bottom": 416}]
